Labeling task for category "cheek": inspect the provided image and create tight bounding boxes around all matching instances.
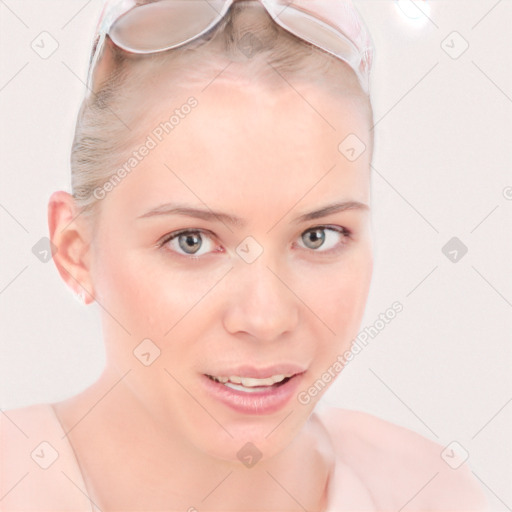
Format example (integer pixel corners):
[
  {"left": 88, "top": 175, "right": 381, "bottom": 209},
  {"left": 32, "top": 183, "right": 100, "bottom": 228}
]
[
  {"left": 91, "top": 240, "right": 230, "bottom": 338},
  {"left": 306, "top": 245, "right": 373, "bottom": 342},
  {"left": 90, "top": 240, "right": 167, "bottom": 334}
]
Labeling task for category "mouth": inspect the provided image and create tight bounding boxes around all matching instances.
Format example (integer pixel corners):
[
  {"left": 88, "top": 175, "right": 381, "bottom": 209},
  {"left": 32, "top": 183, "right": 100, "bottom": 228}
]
[
  {"left": 205, "top": 373, "right": 293, "bottom": 393},
  {"left": 201, "top": 367, "right": 306, "bottom": 415}
]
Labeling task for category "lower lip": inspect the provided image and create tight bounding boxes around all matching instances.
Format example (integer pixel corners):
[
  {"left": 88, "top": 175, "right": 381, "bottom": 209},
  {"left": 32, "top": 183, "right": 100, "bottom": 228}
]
[{"left": 201, "top": 373, "right": 305, "bottom": 415}]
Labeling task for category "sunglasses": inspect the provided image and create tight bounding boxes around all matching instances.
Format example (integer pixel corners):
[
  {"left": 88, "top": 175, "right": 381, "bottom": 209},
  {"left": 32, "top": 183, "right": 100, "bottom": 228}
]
[{"left": 86, "top": 0, "right": 374, "bottom": 97}]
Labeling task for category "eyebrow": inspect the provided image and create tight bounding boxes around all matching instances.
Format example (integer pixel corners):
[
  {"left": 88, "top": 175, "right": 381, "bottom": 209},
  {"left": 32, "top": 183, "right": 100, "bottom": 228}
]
[
  {"left": 292, "top": 201, "right": 369, "bottom": 224},
  {"left": 136, "top": 200, "right": 369, "bottom": 226}
]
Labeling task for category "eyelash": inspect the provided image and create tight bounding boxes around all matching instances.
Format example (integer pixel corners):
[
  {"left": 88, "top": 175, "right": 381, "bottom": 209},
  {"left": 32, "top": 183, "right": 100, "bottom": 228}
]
[{"left": 158, "top": 225, "right": 352, "bottom": 260}]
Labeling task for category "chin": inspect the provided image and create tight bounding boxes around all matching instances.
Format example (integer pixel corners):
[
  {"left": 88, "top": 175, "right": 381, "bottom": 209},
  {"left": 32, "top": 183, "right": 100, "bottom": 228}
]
[{"left": 184, "top": 402, "right": 315, "bottom": 466}]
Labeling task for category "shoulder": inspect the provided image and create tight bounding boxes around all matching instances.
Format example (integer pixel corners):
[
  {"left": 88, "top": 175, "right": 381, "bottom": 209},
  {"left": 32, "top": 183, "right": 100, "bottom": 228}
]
[
  {"left": 0, "top": 403, "right": 58, "bottom": 475},
  {"left": 0, "top": 402, "right": 91, "bottom": 511},
  {"left": 315, "top": 406, "right": 489, "bottom": 511}
]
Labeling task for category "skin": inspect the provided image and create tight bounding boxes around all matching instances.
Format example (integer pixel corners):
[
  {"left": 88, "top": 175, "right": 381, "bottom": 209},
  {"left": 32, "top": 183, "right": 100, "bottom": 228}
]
[{"left": 47, "top": 74, "right": 486, "bottom": 511}]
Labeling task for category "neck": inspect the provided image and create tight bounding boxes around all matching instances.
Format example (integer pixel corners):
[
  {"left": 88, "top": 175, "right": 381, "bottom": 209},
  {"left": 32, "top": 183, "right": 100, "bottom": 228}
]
[{"left": 54, "top": 366, "right": 335, "bottom": 511}]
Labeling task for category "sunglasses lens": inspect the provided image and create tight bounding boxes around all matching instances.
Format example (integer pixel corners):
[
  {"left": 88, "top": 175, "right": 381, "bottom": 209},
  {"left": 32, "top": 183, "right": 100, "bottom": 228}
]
[
  {"left": 110, "top": 0, "right": 227, "bottom": 52},
  {"left": 270, "top": 3, "right": 358, "bottom": 69}
]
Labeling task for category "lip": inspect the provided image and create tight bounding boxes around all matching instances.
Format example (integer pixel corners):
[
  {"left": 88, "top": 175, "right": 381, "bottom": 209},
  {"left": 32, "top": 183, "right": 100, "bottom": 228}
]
[
  {"left": 201, "top": 368, "right": 306, "bottom": 415},
  {"left": 206, "top": 364, "right": 307, "bottom": 380}
]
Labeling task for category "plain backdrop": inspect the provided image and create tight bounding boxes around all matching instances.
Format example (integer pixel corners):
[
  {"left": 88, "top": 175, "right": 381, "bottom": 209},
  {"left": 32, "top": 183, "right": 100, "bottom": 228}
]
[{"left": 1, "top": 0, "right": 511, "bottom": 509}]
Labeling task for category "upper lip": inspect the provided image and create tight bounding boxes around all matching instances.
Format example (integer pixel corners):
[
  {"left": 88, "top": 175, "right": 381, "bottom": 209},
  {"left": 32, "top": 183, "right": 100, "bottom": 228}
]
[{"left": 205, "top": 364, "right": 307, "bottom": 379}]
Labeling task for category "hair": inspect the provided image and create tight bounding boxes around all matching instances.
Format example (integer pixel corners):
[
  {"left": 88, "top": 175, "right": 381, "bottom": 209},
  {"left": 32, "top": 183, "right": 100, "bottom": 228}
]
[{"left": 71, "top": 0, "right": 374, "bottom": 216}]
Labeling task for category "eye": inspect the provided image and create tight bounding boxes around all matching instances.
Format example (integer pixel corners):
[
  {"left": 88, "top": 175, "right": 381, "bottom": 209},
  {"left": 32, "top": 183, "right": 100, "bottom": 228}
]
[
  {"left": 297, "top": 226, "right": 350, "bottom": 252},
  {"left": 160, "top": 229, "right": 218, "bottom": 257}
]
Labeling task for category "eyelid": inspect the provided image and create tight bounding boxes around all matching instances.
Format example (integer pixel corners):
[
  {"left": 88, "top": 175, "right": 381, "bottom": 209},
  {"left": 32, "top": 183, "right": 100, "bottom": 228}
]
[
  {"left": 301, "top": 224, "right": 352, "bottom": 238},
  {"left": 304, "top": 224, "right": 351, "bottom": 235},
  {"left": 299, "top": 224, "right": 351, "bottom": 238},
  {"left": 158, "top": 228, "right": 214, "bottom": 245}
]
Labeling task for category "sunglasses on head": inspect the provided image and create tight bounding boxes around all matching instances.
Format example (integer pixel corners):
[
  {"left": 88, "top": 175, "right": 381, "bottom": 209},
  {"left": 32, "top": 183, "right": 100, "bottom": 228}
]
[{"left": 86, "top": 0, "right": 374, "bottom": 98}]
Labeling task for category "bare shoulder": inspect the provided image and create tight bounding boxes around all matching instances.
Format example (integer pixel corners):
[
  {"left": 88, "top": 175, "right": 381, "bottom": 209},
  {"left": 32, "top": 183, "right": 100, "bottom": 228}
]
[
  {"left": 316, "top": 407, "right": 489, "bottom": 511},
  {"left": 0, "top": 403, "right": 47, "bottom": 463},
  {"left": 0, "top": 404, "right": 55, "bottom": 490},
  {"left": 0, "top": 402, "right": 92, "bottom": 511}
]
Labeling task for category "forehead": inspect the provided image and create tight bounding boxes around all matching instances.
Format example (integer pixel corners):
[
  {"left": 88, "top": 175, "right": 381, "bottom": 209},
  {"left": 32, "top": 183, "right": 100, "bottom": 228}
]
[{"left": 106, "top": 79, "right": 371, "bottom": 220}]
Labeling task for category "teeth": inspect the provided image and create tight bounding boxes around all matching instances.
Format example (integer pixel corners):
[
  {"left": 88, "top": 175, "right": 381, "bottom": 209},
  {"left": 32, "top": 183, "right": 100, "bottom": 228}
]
[
  {"left": 239, "top": 375, "right": 287, "bottom": 387},
  {"left": 224, "top": 382, "right": 270, "bottom": 393},
  {"left": 210, "top": 374, "right": 290, "bottom": 387}
]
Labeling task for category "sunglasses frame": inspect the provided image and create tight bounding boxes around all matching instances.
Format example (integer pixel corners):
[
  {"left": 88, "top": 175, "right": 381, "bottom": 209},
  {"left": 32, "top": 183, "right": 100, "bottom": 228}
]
[{"left": 85, "top": 0, "right": 374, "bottom": 97}]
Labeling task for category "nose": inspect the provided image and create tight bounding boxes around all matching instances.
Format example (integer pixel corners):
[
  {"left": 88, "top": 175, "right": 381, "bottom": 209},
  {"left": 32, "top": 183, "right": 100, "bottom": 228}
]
[{"left": 222, "top": 257, "right": 299, "bottom": 342}]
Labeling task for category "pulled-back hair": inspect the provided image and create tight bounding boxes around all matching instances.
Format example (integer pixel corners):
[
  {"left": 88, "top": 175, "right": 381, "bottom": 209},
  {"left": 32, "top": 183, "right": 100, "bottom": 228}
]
[{"left": 71, "top": 0, "right": 374, "bottom": 215}]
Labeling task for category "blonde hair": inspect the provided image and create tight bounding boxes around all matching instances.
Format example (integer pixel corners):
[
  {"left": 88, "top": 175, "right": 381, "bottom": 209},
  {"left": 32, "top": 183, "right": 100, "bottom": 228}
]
[{"left": 71, "top": 0, "right": 374, "bottom": 215}]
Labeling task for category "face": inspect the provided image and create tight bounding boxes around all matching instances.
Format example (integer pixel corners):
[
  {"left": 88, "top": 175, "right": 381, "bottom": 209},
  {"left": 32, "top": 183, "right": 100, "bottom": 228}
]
[{"left": 86, "top": 76, "right": 373, "bottom": 463}]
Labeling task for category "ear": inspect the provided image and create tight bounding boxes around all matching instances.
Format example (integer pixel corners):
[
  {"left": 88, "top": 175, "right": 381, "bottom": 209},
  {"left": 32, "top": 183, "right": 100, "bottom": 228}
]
[{"left": 48, "top": 191, "right": 95, "bottom": 305}]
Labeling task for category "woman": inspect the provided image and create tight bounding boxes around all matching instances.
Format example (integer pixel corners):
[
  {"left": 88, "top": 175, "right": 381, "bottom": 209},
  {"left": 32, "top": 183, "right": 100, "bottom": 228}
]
[{"left": 0, "top": 1, "right": 487, "bottom": 510}]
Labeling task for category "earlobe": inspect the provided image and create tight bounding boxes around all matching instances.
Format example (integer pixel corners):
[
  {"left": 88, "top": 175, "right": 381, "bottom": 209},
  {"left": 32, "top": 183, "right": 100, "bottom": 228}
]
[{"left": 48, "top": 191, "right": 95, "bottom": 305}]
